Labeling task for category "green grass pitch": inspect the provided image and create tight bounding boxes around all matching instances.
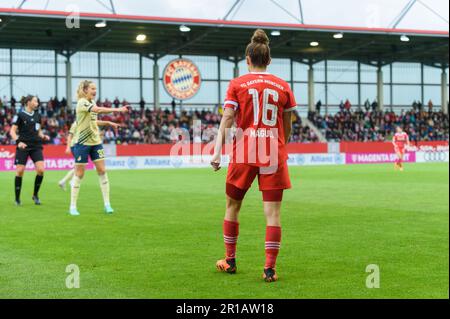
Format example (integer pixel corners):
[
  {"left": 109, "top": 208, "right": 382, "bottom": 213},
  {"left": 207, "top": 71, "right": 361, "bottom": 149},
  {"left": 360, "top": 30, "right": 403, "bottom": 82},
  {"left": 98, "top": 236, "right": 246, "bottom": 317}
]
[{"left": 0, "top": 163, "right": 448, "bottom": 299}]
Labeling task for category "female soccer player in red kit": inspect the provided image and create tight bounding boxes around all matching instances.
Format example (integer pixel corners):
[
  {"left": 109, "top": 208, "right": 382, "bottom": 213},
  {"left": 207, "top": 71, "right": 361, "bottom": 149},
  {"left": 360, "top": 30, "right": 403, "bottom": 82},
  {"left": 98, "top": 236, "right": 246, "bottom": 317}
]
[
  {"left": 392, "top": 126, "right": 410, "bottom": 171},
  {"left": 211, "top": 29, "right": 297, "bottom": 282}
]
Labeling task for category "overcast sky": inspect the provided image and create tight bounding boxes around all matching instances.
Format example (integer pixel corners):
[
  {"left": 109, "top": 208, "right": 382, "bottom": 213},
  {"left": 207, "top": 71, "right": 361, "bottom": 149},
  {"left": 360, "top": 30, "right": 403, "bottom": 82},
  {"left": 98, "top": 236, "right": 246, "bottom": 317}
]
[{"left": 2, "top": 0, "right": 449, "bottom": 30}]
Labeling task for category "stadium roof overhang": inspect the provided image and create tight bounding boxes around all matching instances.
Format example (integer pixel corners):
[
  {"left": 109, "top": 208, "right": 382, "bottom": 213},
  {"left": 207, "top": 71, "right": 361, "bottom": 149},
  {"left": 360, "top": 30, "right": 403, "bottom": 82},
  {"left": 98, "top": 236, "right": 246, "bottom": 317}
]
[{"left": 0, "top": 8, "right": 448, "bottom": 68}]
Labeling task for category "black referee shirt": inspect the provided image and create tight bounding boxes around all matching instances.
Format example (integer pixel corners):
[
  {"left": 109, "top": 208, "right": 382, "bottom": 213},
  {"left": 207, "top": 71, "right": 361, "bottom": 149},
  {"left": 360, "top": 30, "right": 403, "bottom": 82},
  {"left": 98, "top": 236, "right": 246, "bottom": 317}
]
[{"left": 12, "top": 110, "right": 43, "bottom": 147}]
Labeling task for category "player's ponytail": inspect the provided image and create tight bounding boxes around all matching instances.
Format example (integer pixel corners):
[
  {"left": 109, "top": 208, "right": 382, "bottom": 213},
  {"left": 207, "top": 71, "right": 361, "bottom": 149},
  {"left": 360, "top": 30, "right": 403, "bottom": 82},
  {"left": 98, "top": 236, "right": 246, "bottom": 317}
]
[
  {"left": 77, "top": 80, "right": 94, "bottom": 100},
  {"left": 246, "top": 29, "right": 271, "bottom": 68},
  {"left": 24, "top": 95, "right": 36, "bottom": 106}
]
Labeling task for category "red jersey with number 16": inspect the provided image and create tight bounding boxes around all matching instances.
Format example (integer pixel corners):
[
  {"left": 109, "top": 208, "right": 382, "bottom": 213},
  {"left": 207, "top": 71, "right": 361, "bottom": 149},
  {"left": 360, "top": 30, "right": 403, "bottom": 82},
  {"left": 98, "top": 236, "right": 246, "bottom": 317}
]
[
  {"left": 393, "top": 132, "right": 409, "bottom": 150},
  {"left": 224, "top": 72, "right": 297, "bottom": 167}
]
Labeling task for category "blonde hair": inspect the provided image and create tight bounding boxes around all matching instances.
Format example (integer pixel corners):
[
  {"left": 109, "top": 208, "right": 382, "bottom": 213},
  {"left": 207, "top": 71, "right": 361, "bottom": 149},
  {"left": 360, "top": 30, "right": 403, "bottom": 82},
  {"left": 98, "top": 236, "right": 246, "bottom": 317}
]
[{"left": 77, "top": 80, "right": 95, "bottom": 100}]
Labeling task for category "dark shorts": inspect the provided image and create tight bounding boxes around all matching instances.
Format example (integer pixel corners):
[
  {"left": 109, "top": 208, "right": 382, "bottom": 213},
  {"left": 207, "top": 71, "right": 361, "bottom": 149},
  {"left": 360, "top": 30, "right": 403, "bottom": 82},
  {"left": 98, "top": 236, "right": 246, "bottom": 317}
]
[
  {"left": 73, "top": 143, "right": 105, "bottom": 164},
  {"left": 15, "top": 146, "right": 44, "bottom": 166}
]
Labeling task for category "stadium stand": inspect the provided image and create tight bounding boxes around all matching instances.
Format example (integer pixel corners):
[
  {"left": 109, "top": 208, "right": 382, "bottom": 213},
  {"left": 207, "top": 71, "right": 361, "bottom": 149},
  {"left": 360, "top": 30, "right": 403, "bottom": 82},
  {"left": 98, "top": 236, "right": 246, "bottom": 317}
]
[{"left": 1, "top": 96, "right": 447, "bottom": 145}]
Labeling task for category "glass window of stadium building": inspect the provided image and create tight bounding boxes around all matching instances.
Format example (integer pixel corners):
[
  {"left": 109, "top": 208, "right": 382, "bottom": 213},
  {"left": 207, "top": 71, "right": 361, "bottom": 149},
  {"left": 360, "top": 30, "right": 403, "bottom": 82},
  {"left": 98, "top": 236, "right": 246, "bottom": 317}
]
[{"left": 0, "top": 49, "right": 448, "bottom": 116}]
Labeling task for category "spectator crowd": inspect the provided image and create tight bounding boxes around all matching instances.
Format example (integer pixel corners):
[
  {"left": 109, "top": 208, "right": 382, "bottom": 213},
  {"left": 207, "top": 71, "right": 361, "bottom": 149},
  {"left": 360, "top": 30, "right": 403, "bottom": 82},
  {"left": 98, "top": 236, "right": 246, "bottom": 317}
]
[
  {"left": 309, "top": 99, "right": 448, "bottom": 142},
  {"left": 1, "top": 96, "right": 448, "bottom": 145}
]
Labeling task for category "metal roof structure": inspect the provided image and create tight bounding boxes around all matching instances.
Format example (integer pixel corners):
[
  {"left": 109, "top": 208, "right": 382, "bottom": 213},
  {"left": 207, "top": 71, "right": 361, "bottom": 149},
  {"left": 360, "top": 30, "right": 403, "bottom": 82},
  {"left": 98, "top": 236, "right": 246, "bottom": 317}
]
[
  {"left": 0, "top": 1, "right": 448, "bottom": 67},
  {"left": 3, "top": 0, "right": 449, "bottom": 31}
]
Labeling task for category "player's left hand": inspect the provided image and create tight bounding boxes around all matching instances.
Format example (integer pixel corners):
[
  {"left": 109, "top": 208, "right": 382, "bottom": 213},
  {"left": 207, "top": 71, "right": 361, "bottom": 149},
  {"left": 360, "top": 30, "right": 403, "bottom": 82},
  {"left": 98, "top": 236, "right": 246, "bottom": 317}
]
[{"left": 42, "top": 135, "right": 50, "bottom": 142}]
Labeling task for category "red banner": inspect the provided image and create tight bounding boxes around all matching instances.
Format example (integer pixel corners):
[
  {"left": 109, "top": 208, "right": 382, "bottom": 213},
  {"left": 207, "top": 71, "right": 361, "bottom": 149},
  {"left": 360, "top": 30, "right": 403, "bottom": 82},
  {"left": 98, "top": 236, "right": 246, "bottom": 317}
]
[
  {"left": 1, "top": 141, "right": 448, "bottom": 159},
  {"left": 116, "top": 144, "right": 174, "bottom": 156},
  {"left": 0, "top": 145, "right": 71, "bottom": 158}
]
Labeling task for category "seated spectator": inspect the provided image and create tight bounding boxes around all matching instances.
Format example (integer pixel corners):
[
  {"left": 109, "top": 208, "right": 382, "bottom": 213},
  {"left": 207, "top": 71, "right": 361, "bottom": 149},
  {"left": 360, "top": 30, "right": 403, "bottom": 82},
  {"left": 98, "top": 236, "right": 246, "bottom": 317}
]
[
  {"left": 0, "top": 97, "right": 448, "bottom": 145},
  {"left": 113, "top": 97, "right": 120, "bottom": 108},
  {"left": 344, "top": 99, "right": 352, "bottom": 112}
]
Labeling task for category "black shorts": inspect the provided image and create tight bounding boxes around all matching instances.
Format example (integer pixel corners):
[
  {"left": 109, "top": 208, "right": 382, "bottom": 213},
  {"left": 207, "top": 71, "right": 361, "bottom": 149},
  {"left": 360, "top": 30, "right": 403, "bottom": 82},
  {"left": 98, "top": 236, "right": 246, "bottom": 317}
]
[{"left": 15, "top": 146, "right": 44, "bottom": 166}]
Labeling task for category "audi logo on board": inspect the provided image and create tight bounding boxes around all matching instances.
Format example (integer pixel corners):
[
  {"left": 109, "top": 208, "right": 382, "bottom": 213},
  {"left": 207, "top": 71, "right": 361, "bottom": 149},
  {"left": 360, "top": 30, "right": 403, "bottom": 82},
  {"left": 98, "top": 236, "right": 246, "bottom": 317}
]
[{"left": 423, "top": 152, "right": 448, "bottom": 162}]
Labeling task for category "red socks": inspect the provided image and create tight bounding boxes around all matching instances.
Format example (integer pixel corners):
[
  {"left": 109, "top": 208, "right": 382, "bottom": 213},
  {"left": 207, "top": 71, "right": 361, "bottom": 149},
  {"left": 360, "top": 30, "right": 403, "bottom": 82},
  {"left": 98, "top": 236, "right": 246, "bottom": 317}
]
[
  {"left": 223, "top": 221, "right": 282, "bottom": 270},
  {"left": 223, "top": 220, "right": 239, "bottom": 260},
  {"left": 265, "top": 226, "right": 282, "bottom": 269}
]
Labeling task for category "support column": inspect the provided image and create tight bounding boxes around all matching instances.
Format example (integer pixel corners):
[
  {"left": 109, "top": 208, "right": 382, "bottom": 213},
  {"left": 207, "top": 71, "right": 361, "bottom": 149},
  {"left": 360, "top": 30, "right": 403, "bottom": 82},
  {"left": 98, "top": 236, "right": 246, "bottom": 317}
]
[
  {"left": 66, "top": 55, "right": 72, "bottom": 109},
  {"left": 290, "top": 58, "right": 294, "bottom": 90},
  {"left": 377, "top": 65, "right": 384, "bottom": 111},
  {"left": 357, "top": 61, "right": 361, "bottom": 109},
  {"left": 55, "top": 51, "right": 58, "bottom": 99},
  {"left": 9, "top": 48, "right": 13, "bottom": 101},
  {"left": 218, "top": 56, "right": 222, "bottom": 106},
  {"left": 324, "top": 60, "right": 328, "bottom": 115},
  {"left": 442, "top": 68, "right": 448, "bottom": 115},
  {"left": 97, "top": 51, "right": 101, "bottom": 101},
  {"left": 233, "top": 60, "right": 239, "bottom": 78},
  {"left": 420, "top": 63, "right": 425, "bottom": 104},
  {"left": 153, "top": 60, "right": 160, "bottom": 110},
  {"left": 139, "top": 54, "right": 143, "bottom": 102},
  {"left": 390, "top": 64, "right": 393, "bottom": 110},
  {"left": 308, "top": 64, "right": 315, "bottom": 113}
]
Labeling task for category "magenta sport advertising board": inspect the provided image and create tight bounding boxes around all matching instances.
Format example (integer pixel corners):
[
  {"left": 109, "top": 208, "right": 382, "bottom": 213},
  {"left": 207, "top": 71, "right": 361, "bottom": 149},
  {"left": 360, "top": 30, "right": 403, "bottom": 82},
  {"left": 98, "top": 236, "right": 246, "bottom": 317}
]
[
  {"left": 1, "top": 142, "right": 448, "bottom": 171},
  {"left": 0, "top": 158, "right": 95, "bottom": 171},
  {"left": 345, "top": 152, "right": 416, "bottom": 165}
]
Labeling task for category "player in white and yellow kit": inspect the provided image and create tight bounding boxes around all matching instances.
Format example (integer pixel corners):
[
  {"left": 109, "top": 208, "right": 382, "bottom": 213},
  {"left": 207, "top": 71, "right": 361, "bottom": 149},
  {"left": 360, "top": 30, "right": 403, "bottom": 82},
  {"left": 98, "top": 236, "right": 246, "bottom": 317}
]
[{"left": 69, "top": 80, "right": 129, "bottom": 216}]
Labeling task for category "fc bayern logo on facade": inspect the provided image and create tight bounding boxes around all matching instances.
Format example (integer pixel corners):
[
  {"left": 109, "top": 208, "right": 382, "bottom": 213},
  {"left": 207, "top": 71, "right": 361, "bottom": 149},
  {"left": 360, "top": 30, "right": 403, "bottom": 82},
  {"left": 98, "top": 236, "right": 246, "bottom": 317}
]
[{"left": 163, "top": 59, "right": 201, "bottom": 100}]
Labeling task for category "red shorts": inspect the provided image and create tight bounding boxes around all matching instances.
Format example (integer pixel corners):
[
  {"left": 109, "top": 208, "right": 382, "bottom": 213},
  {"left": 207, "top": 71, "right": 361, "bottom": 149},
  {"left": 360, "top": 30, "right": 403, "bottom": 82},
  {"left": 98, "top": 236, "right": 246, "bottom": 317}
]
[
  {"left": 226, "top": 161, "right": 291, "bottom": 192},
  {"left": 395, "top": 146, "right": 405, "bottom": 155}
]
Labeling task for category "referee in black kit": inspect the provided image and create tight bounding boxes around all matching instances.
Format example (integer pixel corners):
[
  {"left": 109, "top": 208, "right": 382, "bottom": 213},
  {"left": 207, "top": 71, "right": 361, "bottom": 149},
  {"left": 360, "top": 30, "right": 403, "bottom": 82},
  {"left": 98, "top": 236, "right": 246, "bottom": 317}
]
[{"left": 9, "top": 95, "right": 50, "bottom": 206}]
